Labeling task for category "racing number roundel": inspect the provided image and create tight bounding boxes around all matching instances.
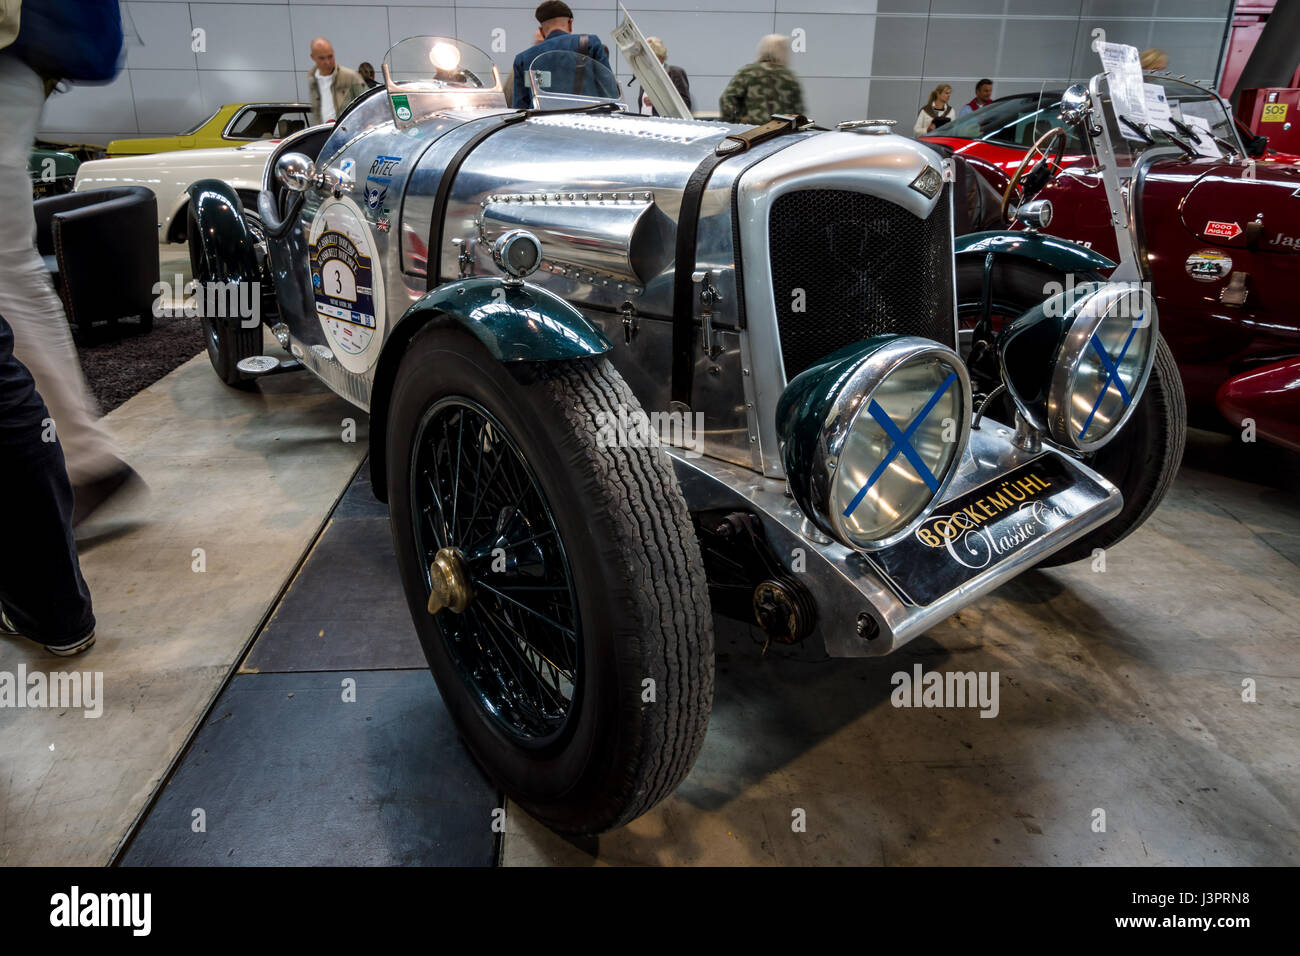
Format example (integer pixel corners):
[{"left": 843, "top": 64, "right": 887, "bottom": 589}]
[{"left": 309, "top": 197, "right": 385, "bottom": 374}]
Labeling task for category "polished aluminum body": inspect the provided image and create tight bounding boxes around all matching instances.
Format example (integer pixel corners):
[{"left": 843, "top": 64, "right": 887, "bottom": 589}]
[{"left": 255, "top": 67, "right": 1128, "bottom": 658}]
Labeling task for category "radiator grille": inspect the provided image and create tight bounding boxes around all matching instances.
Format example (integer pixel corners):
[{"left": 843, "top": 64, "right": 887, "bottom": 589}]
[{"left": 768, "top": 186, "right": 955, "bottom": 379}]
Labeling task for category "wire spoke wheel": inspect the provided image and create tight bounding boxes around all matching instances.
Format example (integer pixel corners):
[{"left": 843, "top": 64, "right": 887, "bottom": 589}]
[
  {"left": 387, "top": 327, "right": 713, "bottom": 834},
  {"left": 411, "top": 397, "right": 581, "bottom": 747}
]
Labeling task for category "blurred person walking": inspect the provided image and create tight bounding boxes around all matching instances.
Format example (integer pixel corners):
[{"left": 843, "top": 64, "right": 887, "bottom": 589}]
[
  {"left": 637, "top": 36, "right": 691, "bottom": 115},
  {"left": 958, "top": 78, "right": 993, "bottom": 117},
  {"left": 358, "top": 61, "right": 380, "bottom": 89},
  {"left": 914, "top": 82, "right": 954, "bottom": 135},
  {"left": 0, "top": 1, "right": 98, "bottom": 654},
  {"left": 0, "top": 313, "right": 96, "bottom": 655},
  {"left": 1141, "top": 48, "right": 1169, "bottom": 71},
  {"left": 720, "top": 34, "right": 804, "bottom": 125},
  {"left": 1, "top": 0, "right": 143, "bottom": 526}
]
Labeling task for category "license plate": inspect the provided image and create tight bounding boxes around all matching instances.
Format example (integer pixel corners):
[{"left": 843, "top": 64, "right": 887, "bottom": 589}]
[{"left": 865, "top": 455, "right": 1103, "bottom": 607}]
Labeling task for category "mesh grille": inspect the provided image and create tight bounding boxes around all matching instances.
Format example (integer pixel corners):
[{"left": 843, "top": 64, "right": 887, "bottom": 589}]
[{"left": 768, "top": 186, "right": 955, "bottom": 379}]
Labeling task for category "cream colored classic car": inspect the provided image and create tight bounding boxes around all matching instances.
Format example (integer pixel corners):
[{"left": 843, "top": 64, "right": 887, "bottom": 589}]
[{"left": 74, "top": 140, "right": 276, "bottom": 243}]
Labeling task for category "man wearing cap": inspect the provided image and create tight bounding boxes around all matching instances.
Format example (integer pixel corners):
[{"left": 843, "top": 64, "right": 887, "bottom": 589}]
[{"left": 512, "top": 1, "right": 611, "bottom": 109}]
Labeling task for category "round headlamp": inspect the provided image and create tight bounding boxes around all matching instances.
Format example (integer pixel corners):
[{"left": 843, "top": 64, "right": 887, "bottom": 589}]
[
  {"left": 275, "top": 152, "right": 315, "bottom": 193},
  {"left": 1000, "top": 281, "right": 1158, "bottom": 452},
  {"left": 776, "top": 336, "right": 972, "bottom": 552},
  {"left": 491, "top": 229, "right": 542, "bottom": 279}
]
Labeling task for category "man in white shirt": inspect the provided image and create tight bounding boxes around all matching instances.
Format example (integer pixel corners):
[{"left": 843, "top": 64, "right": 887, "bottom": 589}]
[{"left": 307, "top": 37, "right": 367, "bottom": 125}]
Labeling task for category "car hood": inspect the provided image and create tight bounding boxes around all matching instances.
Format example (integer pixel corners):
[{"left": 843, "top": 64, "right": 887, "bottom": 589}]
[
  {"left": 107, "top": 135, "right": 196, "bottom": 156},
  {"left": 1171, "top": 160, "right": 1300, "bottom": 252},
  {"left": 80, "top": 140, "right": 278, "bottom": 175}
]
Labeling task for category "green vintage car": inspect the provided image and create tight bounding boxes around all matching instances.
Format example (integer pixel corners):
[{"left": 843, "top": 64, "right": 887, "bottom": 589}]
[{"left": 29, "top": 148, "right": 79, "bottom": 197}]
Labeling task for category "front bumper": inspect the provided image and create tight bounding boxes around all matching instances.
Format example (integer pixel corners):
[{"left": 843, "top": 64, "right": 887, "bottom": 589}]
[{"left": 670, "top": 420, "right": 1121, "bottom": 657}]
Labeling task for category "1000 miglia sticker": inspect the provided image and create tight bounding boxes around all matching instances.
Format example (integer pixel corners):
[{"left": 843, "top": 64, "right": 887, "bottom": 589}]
[{"left": 309, "top": 198, "right": 385, "bottom": 374}]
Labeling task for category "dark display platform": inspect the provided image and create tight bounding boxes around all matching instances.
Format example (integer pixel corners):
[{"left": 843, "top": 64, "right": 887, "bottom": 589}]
[{"left": 119, "top": 464, "right": 500, "bottom": 866}]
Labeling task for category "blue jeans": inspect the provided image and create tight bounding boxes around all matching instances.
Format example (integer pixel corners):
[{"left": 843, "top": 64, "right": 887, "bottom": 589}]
[{"left": 0, "top": 313, "right": 95, "bottom": 645}]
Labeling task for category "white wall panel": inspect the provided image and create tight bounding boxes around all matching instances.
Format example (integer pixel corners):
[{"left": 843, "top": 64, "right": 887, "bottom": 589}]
[
  {"left": 776, "top": 0, "right": 876, "bottom": 13},
  {"left": 123, "top": 2, "right": 200, "bottom": 71},
  {"left": 643, "top": 12, "right": 779, "bottom": 85},
  {"left": 799, "top": 75, "right": 869, "bottom": 125},
  {"left": 189, "top": 3, "right": 296, "bottom": 71},
  {"left": 128, "top": 69, "right": 205, "bottom": 135},
  {"left": 287, "top": 4, "right": 394, "bottom": 76},
  {"left": 40, "top": 72, "right": 138, "bottom": 136},
  {"left": 198, "top": 69, "right": 302, "bottom": 111},
  {"left": 775, "top": 13, "right": 874, "bottom": 78},
  {"left": 385, "top": 5, "right": 458, "bottom": 48}
]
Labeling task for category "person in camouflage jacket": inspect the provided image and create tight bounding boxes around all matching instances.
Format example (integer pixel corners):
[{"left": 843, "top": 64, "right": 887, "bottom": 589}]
[{"left": 720, "top": 34, "right": 805, "bottom": 125}]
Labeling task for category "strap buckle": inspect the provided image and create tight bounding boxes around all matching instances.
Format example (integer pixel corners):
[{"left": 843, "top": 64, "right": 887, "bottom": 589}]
[{"left": 715, "top": 113, "right": 810, "bottom": 156}]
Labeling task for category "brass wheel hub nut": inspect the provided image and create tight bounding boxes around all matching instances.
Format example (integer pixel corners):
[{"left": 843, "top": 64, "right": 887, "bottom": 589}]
[{"left": 427, "top": 547, "right": 474, "bottom": 615}]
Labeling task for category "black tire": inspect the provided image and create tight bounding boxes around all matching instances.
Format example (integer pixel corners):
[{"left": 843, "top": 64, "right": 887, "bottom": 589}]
[
  {"left": 386, "top": 325, "right": 714, "bottom": 834},
  {"left": 188, "top": 204, "right": 262, "bottom": 388},
  {"left": 956, "top": 257, "right": 1186, "bottom": 566}
]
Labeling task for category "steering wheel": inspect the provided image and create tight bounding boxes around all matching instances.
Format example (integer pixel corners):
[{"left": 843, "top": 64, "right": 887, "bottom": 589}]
[
  {"left": 1000, "top": 126, "right": 1068, "bottom": 223},
  {"left": 436, "top": 68, "right": 484, "bottom": 88}
]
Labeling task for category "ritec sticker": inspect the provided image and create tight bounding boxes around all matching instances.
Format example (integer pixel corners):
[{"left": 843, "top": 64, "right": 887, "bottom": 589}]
[
  {"left": 364, "top": 154, "right": 400, "bottom": 213},
  {"left": 1203, "top": 220, "right": 1242, "bottom": 240}
]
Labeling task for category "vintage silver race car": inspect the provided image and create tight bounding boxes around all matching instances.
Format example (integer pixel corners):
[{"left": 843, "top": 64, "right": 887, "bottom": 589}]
[{"left": 186, "top": 32, "right": 1178, "bottom": 834}]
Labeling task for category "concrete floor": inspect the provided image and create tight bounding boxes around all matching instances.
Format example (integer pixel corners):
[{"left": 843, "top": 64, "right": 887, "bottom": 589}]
[
  {"left": 0, "top": 346, "right": 366, "bottom": 866},
  {"left": 503, "top": 434, "right": 1300, "bottom": 865}
]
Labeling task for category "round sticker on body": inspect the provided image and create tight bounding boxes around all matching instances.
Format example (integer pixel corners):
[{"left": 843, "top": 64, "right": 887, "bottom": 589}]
[
  {"left": 308, "top": 197, "right": 386, "bottom": 374},
  {"left": 1185, "top": 249, "right": 1232, "bottom": 282}
]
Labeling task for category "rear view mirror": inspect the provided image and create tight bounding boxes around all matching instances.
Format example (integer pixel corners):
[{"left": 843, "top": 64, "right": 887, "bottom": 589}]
[{"left": 1059, "top": 85, "right": 1091, "bottom": 127}]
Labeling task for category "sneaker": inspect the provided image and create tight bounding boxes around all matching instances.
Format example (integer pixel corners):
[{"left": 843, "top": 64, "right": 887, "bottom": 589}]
[
  {"left": 0, "top": 605, "right": 96, "bottom": 657},
  {"left": 72, "top": 461, "right": 147, "bottom": 527}
]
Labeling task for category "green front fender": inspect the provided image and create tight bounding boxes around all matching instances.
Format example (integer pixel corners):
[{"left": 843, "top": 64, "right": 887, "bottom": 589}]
[
  {"left": 955, "top": 230, "right": 1116, "bottom": 274},
  {"left": 368, "top": 276, "right": 612, "bottom": 501},
  {"left": 397, "top": 277, "right": 612, "bottom": 363}
]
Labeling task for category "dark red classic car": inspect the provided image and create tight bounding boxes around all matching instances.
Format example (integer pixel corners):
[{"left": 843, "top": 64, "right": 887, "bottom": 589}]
[{"left": 923, "top": 76, "right": 1300, "bottom": 450}]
